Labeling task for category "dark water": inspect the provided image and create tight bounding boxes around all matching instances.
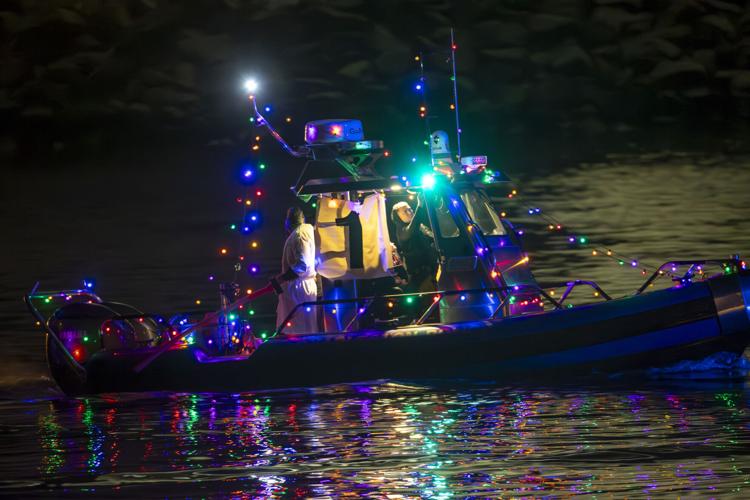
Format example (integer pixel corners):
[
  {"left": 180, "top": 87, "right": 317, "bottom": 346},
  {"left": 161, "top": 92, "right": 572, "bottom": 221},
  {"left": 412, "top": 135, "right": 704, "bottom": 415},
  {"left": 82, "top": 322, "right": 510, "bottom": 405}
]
[
  {"left": 1, "top": 151, "right": 750, "bottom": 497},
  {"left": 2, "top": 383, "right": 750, "bottom": 498}
]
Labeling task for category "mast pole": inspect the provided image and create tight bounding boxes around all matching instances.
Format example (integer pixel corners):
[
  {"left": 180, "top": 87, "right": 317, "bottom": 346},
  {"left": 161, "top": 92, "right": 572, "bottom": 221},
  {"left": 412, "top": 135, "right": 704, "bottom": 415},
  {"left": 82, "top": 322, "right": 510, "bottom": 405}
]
[{"left": 450, "top": 28, "right": 462, "bottom": 161}]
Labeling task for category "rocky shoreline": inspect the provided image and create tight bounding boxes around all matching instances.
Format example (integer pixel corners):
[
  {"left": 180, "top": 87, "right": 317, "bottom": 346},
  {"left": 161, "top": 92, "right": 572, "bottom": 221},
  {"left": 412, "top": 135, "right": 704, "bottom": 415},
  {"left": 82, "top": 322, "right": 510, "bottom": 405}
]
[{"left": 1, "top": 0, "right": 749, "bottom": 162}]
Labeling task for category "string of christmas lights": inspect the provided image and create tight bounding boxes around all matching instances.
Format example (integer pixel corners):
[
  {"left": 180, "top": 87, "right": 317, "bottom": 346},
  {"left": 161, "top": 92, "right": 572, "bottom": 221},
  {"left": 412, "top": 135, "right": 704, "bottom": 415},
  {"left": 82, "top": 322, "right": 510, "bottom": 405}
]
[
  {"left": 414, "top": 53, "right": 431, "bottom": 164},
  {"left": 201, "top": 89, "right": 284, "bottom": 346},
  {"left": 406, "top": 45, "right": 738, "bottom": 301},
  {"left": 500, "top": 188, "right": 741, "bottom": 287},
  {"left": 516, "top": 191, "right": 668, "bottom": 280}
]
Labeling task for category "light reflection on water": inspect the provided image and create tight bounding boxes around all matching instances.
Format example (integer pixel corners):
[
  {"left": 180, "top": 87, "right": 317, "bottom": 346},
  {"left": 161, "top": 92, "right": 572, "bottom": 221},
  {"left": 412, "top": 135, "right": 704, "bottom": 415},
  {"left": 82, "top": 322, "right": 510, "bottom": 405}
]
[
  {"left": 1, "top": 153, "right": 750, "bottom": 496},
  {"left": 1, "top": 383, "right": 749, "bottom": 497}
]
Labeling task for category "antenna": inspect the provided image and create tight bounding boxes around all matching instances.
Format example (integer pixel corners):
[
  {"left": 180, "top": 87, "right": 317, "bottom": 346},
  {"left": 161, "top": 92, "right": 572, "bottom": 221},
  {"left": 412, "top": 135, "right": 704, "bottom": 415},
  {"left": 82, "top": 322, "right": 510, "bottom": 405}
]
[
  {"left": 243, "top": 80, "right": 307, "bottom": 158},
  {"left": 449, "top": 28, "right": 462, "bottom": 160}
]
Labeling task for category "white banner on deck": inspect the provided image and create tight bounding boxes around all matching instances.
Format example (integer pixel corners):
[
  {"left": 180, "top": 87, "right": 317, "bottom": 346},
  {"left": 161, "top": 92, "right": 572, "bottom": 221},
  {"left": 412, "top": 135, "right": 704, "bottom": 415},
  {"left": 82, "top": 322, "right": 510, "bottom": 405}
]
[{"left": 315, "top": 193, "right": 393, "bottom": 280}]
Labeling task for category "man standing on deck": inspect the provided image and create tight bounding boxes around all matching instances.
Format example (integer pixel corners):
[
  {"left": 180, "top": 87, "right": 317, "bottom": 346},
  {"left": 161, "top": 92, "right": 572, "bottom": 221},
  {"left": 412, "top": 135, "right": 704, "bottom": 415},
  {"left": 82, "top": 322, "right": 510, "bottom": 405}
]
[{"left": 275, "top": 207, "right": 318, "bottom": 334}]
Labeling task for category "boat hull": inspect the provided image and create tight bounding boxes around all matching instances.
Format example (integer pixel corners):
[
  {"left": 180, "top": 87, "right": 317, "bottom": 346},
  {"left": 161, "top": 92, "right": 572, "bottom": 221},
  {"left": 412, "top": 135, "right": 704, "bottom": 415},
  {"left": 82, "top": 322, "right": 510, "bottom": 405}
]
[{"left": 51, "top": 273, "right": 750, "bottom": 394}]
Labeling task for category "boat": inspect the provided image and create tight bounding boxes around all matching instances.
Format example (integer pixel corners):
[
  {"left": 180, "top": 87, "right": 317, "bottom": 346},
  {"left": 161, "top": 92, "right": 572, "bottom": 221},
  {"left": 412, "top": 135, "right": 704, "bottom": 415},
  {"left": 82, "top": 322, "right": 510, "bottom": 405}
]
[{"left": 25, "top": 112, "right": 750, "bottom": 395}]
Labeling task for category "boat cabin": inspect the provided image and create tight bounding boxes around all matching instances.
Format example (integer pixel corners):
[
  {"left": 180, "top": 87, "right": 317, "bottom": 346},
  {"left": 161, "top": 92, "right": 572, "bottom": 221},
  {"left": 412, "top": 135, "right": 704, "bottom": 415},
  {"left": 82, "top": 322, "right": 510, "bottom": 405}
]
[{"left": 275, "top": 119, "right": 544, "bottom": 335}]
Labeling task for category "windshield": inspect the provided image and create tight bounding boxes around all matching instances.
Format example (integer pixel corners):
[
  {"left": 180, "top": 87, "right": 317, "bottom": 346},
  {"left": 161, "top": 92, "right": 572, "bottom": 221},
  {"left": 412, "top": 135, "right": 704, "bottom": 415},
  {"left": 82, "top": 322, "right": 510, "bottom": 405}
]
[
  {"left": 433, "top": 194, "right": 459, "bottom": 238},
  {"left": 460, "top": 191, "right": 506, "bottom": 236}
]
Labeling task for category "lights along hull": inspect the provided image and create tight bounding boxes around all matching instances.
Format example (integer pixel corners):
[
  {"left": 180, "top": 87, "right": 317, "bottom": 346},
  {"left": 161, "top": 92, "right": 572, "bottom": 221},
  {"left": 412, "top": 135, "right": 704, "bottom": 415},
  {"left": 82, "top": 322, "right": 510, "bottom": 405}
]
[{"left": 51, "top": 273, "right": 750, "bottom": 395}]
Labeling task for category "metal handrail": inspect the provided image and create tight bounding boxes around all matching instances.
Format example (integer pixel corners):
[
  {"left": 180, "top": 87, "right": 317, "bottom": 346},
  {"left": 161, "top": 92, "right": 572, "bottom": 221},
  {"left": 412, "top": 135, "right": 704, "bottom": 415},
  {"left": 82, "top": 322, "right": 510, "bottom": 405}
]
[
  {"left": 274, "top": 284, "right": 562, "bottom": 337},
  {"left": 635, "top": 258, "right": 741, "bottom": 295},
  {"left": 557, "top": 280, "right": 612, "bottom": 305}
]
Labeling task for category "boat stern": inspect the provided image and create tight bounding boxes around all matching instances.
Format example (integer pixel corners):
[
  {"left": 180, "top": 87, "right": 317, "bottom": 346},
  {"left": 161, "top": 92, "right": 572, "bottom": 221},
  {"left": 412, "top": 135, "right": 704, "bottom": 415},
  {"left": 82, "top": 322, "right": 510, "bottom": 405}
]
[{"left": 708, "top": 271, "right": 750, "bottom": 346}]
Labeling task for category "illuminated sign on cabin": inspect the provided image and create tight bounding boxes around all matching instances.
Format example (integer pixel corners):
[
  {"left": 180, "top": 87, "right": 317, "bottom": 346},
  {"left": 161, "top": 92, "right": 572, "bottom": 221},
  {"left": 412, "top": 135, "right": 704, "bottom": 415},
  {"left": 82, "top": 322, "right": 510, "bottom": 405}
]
[{"left": 460, "top": 155, "right": 488, "bottom": 174}]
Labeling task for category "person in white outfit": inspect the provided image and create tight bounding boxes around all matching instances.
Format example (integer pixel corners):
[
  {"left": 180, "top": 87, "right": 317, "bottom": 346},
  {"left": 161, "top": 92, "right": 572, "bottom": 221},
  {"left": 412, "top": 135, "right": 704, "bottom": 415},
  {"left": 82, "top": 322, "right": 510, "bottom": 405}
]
[{"left": 275, "top": 207, "right": 318, "bottom": 334}]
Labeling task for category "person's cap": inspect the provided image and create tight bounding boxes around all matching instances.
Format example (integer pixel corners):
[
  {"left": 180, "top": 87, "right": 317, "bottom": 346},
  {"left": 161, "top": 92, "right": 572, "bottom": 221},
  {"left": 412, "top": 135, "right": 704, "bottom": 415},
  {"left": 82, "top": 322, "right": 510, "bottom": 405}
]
[{"left": 391, "top": 201, "right": 411, "bottom": 223}]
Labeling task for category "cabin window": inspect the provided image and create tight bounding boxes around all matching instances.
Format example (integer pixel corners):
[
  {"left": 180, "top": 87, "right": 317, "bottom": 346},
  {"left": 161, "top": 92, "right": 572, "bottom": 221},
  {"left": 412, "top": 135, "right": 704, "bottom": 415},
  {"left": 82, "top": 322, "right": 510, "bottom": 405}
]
[
  {"left": 460, "top": 192, "right": 506, "bottom": 236},
  {"left": 434, "top": 195, "right": 460, "bottom": 238}
]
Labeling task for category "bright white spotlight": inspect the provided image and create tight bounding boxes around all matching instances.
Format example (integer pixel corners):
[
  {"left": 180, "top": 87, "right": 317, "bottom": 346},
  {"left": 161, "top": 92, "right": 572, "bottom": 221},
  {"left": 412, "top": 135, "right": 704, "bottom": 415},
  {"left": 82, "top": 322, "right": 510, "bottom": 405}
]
[
  {"left": 421, "top": 173, "right": 436, "bottom": 190},
  {"left": 243, "top": 78, "right": 259, "bottom": 93}
]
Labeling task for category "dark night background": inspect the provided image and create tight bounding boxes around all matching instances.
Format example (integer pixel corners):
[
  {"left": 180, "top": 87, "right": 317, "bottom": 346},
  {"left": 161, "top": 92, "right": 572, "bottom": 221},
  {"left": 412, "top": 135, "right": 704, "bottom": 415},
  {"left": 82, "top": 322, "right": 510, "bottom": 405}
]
[
  {"left": 1, "top": 2, "right": 749, "bottom": 364},
  {"left": 2, "top": 0, "right": 750, "bottom": 376},
  {"left": 2, "top": 2, "right": 750, "bottom": 497},
  {"left": 2, "top": 0, "right": 750, "bottom": 160}
]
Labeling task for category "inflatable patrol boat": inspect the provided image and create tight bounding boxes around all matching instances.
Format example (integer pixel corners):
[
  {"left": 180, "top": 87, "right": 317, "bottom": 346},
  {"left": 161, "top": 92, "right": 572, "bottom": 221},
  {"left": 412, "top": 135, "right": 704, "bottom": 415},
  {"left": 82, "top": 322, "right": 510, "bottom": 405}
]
[{"left": 25, "top": 115, "right": 750, "bottom": 395}]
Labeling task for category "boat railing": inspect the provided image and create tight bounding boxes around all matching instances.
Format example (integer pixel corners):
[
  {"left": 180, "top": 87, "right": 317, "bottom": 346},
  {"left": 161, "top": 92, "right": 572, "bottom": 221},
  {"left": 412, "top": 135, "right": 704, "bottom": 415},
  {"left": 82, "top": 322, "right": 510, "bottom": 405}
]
[
  {"left": 275, "top": 284, "right": 563, "bottom": 336},
  {"left": 23, "top": 284, "right": 99, "bottom": 382},
  {"left": 554, "top": 280, "right": 613, "bottom": 305},
  {"left": 635, "top": 258, "right": 744, "bottom": 295}
]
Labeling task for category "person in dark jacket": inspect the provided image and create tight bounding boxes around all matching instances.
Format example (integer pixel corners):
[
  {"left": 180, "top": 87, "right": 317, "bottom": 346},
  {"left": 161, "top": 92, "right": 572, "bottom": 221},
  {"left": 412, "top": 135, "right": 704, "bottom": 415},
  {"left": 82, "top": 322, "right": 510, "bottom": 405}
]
[{"left": 391, "top": 197, "right": 437, "bottom": 292}]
